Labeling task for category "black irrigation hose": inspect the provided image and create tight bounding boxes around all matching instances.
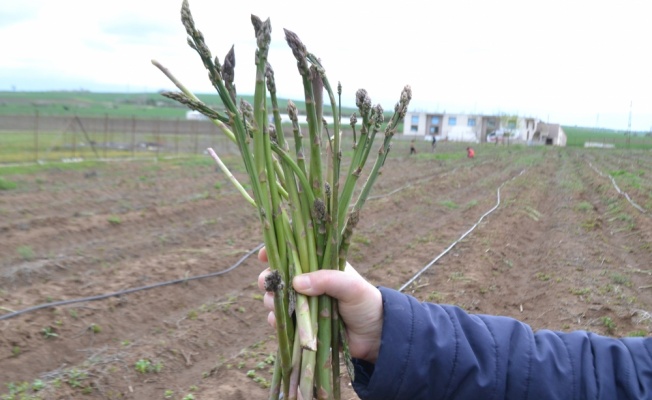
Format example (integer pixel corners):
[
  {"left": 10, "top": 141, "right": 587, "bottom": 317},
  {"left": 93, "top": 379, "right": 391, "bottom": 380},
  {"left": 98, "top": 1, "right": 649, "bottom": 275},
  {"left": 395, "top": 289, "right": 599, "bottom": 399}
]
[
  {"left": 0, "top": 243, "right": 264, "bottom": 321},
  {"left": 1, "top": 166, "right": 525, "bottom": 320},
  {"left": 398, "top": 170, "right": 526, "bottom": 292}
]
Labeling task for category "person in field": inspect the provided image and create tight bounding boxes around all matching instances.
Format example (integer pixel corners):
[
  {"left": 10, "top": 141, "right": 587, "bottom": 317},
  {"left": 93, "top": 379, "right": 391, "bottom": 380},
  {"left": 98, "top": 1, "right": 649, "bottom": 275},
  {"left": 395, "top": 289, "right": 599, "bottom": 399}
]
[
  {"left": 258, "top": 247, "right": 652, "bottom": 400},
  {"left": 410, "top": 139, "right": 417, "bottom": 155},
  {"left": 466, "top": 146, "right": 475, "bottom": 158}
]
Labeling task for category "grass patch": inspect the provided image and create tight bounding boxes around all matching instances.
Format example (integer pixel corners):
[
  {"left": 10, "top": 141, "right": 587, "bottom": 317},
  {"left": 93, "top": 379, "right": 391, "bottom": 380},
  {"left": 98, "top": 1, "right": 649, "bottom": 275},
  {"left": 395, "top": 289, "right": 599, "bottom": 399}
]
[
  {"left": 601, "top": 316, "right": 616, "bottom": 334},
  {"left": 17, "top": 245, "right": 34, "bottom": 260},
  {"left": 440, "top": 200, "right": 459, "bottom": 209},
  {"left": 0, "top": 160, "right": 104, "bottom": 176},
  {"left": 0, "top": 177, "right": 18, "bottom": 190},
  {"left": 575, "top": 201, "right": 593, "bottom": 212},
  {"left": 570, "top": 287, "right": 591, "bottom": 296},
  {"left": 535, "top": 272, "right": 551, "bottom": 281},
  {"left": 564, "top": 126, "right": 652, "bottom": 149},
  {"left": 611, "top": 273, "right": 631, "bottom": 286},
  {"left": 581, "top": 218, "right": 601, "bottom": 231},
  {"left": 107, "top": 216, "right": 122, "bottom": 225},
  {"left": 432, "top": 152, "right": 465, "bottom": 161},
  {"left": 351, "top": 233, "right": 371, "bottom": 246}
]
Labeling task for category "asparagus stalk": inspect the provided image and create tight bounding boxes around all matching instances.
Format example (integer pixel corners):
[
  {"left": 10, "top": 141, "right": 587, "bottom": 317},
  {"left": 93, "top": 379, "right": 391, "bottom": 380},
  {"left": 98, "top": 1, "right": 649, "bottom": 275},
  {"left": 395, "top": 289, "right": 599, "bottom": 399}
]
[{"left": 157, "top": 3, "right": 412, "bottom": 398}]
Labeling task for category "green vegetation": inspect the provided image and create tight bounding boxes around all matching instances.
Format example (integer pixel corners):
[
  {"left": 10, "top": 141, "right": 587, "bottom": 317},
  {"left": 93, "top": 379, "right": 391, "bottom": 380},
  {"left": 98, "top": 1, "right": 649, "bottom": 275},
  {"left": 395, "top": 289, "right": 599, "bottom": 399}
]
[
  {"left": 17, "top": 245, "right": 34, "bottom": 261},
  {"left": 41, "top": 326, "right": 58, "bottom": 339},
  {"left": 601, "top": 316, "right": 616, "bottom": 334},
  {"left": 0, "top": 178, "right": 17, "bottom": 190},
  {"left": 611, "top": 273, "right": 631, "bottom": 286},
  {"left": 1, "top": 380, "right": 44, "bottom": 400},
  {"left": 0, "top": 90, "right": 360, "bottom": 120},
  {"left": 440, "top": 200, "right": 459, "bottom": 209},
  {"left": 0, "top": 158, "right": 102, "bottom": 175},
  {"left": 89, "top": 323, "right": 102, "bottom": 334},
  {"left": 609, "top": 169, "right": 645, "bottom": 190},
  {"left": 563, "top": 126, "right": 652, "bottom": 149},
  {"left": 107, "top": 215, "right": 122, "bottom": 225},
  {"left": 535, "top": 272, "right": 552, "bottom": 281},
  {"left": 134, "top": 359, "right": 163, "bottom": 374}
]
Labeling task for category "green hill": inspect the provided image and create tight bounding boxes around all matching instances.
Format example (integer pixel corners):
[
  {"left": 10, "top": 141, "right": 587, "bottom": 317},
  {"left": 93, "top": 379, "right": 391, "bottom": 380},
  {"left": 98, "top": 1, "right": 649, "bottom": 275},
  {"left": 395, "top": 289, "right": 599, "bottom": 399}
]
[{"left": 0, "top": 91, "right": 359, "bottom": 120}]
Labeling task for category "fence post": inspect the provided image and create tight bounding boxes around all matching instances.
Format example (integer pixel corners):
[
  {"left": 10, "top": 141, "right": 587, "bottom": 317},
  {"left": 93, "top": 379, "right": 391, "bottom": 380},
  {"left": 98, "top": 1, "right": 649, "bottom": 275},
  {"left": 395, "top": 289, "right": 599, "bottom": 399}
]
[
  {"left": 72, "top": 116, "right": 77, "bottom": 159},
  {"left": 155, "top": 117, "right": 160, "bottom": 161},
  {"left": 193, "top": 119, "right": 198, "bottom": 154},
  {"left": 34, "top": 110, "right": 39, "bottom": 163},
  {"left": 175, "top": 118, "right": 180, "bottom": 156},
  {"left": 131, "top": 115, "right": 136, "bottom": 159},
  {"left": 103, "top": 114, "right": 108, "bottom": 159}
]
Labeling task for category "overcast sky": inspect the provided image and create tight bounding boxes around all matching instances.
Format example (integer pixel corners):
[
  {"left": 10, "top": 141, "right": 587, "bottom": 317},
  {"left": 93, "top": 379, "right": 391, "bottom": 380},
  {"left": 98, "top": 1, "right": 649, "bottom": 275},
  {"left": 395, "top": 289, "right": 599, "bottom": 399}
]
[{"left": 1, "top": 0, "right": 650, "bottom": 131}]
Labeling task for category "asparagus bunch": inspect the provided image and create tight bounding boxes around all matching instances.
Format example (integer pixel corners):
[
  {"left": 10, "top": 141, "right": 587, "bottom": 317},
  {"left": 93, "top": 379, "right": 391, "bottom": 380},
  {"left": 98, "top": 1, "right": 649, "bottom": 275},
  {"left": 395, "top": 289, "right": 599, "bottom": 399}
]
[{"left": 153, "top": 1, "right": 411, "bottom": 398}]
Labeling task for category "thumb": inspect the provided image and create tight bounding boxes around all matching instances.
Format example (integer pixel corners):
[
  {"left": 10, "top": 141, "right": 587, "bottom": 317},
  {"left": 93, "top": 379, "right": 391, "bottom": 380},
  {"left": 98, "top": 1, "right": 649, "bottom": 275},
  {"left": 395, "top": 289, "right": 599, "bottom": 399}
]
[{"left": 292, "top": 269, "right": 370, "bottom": 304}]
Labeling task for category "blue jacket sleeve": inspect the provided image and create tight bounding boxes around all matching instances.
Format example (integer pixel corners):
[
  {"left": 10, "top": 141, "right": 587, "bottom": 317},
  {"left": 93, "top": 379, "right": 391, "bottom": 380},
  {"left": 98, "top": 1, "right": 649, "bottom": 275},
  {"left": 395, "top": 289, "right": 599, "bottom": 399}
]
[{"left": 352, "top": 287, "right": 652, "bottom": 400}]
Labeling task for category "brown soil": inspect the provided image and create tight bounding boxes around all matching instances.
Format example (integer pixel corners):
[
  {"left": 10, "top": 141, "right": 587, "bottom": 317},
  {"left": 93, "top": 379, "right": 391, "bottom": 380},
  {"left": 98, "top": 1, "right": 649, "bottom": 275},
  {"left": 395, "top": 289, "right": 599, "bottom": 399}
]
[{"left": 1, "top": 142, "right": 651, "bottom": 399}]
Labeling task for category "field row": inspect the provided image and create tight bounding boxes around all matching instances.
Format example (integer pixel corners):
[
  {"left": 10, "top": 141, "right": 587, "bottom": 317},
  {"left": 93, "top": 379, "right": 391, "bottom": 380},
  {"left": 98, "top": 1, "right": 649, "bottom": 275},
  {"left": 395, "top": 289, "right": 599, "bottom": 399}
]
[{"left": 1, "top": 145, "right": 651, "bottom": 398}]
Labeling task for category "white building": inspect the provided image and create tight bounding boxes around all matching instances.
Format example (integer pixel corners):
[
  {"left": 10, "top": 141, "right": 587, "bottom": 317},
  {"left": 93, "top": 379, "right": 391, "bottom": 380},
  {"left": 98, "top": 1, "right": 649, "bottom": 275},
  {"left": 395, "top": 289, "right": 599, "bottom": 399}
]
[
  {"left": 186, "top": 110, "right": 209, "bottom": 120},
  {"left": 403, "top": 112, "right": 566, "bottom": 146}
]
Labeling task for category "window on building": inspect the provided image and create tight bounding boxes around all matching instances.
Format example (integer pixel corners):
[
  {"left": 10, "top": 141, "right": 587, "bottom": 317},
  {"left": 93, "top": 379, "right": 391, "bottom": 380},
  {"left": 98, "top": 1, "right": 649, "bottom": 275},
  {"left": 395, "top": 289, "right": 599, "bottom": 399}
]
[
  {"left": 507, "top": 120, "right": 516, "bottom": 129},
  {"left": 430, "top": 116, "right": 440, "bottom": 124},
  {"left": 430, "top": 126, "right": 439, "bottom": 134},
  {"left": 411, "top": 115, "right": 419, "bottom": 124},
  {"left": 411, "top": 125, "right": 418, "bottom": 132},
  {"left": 487, "top": 119, "right": 496, "bottom": 128},
  {"left": 448, "top": 117, "right": 457, "bottom": 125},
  {"left": 467, "top": 118, "right": 476, "bottom": 127}
]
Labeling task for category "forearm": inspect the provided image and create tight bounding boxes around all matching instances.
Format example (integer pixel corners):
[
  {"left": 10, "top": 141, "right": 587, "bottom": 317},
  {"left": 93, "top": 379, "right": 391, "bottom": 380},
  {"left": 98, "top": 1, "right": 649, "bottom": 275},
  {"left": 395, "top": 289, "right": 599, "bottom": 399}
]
[{"left": 352, "top": 287, "right": 652, "bottom": 400}]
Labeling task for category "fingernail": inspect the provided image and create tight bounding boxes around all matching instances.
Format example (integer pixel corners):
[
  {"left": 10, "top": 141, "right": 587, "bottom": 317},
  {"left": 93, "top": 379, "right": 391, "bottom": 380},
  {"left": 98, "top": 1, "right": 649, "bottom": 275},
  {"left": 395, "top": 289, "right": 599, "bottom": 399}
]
[{"left": 293, "top": 275, "right": 310, "bottom": 291}]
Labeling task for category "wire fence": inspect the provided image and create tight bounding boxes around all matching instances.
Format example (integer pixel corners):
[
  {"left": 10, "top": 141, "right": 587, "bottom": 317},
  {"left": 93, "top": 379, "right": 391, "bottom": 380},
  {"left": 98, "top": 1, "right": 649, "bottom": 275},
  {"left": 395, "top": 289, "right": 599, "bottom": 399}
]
[
  {"left": 1, "top": 114, "right": 431, "bottom": 165},
  {"left": 0, "top": 114, "right": 240, "bottom": 164}
]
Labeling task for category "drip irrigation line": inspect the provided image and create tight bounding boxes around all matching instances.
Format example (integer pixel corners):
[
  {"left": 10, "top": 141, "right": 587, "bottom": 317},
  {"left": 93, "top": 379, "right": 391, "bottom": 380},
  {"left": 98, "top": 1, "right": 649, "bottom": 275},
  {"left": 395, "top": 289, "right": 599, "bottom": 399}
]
[
  {"left": 588, "top": 162, "right": 647, "bottom": 214},
  {"left": 399, "top": 169, "right": 526, "bottom": 292},
  {"left": 367, "top": 167, "right": 459, "bottom": 201},
  {"left": 367, "top": 159, "right": 496, "bottom": 203},
  {"left": 0, "top": 243, "right": 264, "bottom": 321}
]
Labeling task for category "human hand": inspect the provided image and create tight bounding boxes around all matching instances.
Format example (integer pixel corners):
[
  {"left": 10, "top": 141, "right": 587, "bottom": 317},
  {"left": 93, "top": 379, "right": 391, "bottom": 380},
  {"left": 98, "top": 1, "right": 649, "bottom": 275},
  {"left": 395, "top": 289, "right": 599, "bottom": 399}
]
[{"left": 257, "top": 247, "right": 383, "bottom": 363}]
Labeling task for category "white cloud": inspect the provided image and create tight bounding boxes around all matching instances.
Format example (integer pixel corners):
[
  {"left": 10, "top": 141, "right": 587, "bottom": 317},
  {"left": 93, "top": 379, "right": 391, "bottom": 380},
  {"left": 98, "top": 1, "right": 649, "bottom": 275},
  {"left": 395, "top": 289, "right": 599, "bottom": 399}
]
[{"left": 1, "top": 0, "right": 651, "bottom": 130}]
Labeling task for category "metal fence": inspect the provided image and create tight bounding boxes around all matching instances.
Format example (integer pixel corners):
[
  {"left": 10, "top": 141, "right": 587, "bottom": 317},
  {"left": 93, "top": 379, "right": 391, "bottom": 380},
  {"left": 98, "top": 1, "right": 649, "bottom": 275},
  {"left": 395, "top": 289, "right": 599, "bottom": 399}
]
[
  {"left": 0, "top": 114, "right": 240, "bottom": 164},
  {"left": 1, "top": 113, "right": 490, "bottom": 165}
]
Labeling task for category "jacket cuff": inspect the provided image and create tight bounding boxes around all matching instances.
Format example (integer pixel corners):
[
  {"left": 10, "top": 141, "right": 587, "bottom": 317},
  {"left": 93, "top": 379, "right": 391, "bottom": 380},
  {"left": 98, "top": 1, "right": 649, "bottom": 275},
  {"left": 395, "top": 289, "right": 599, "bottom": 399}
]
[{"left": 352, "top": 287, "right": 416, "bottom": 399}]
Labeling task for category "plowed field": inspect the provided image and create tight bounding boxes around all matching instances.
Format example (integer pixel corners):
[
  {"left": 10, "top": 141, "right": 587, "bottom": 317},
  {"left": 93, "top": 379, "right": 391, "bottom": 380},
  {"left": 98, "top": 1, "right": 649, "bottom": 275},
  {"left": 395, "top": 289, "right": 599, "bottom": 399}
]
[{"left": 1, "top": 141, "right": 651, "bottom": 399}]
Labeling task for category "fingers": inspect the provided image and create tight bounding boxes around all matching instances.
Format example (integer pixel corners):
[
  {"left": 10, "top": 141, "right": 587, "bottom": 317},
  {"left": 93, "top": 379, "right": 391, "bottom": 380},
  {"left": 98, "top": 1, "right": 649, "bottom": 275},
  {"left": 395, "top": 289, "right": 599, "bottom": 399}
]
[
  {"left": 258, "top": 247, "right": 267, "bottom": 262},
  {"left": 258, "top": 262, "right": 277, "bottom": 329},
  {"left": 265, "top": 292, "right": 277, "bottom": 328},
  {"left": 263, "top": 291, "right": 274, "bottom": 311},
  {"left": 257, "top": 267, "right": 271, "bottom": 291},
  {"left": 258, "top": 267, "right": 277, "bottom": 329},
  {"left": 267, "top": 311, "right": 276, "bottom": 328}
]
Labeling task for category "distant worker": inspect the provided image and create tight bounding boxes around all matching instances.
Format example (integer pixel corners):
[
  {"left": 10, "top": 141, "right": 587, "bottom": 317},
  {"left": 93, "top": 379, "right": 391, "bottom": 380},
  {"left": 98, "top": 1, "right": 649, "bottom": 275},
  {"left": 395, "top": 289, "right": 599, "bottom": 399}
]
[
  {"left": 431, "top": 135, "right": 437, "bottom": 152},
  {"left": 467, "top": 146, "right": 475, "bottom": 158},
  {"left": 410, "top": 139, "right": 417, "bottom": 155}
]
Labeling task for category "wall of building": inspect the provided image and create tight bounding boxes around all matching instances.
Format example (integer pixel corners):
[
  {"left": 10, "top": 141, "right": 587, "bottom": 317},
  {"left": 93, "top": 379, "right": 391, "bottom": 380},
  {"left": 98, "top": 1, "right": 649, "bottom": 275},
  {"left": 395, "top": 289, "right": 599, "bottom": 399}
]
[{"left": 403, "top": 112, "right": 566, "bottom": 146}]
